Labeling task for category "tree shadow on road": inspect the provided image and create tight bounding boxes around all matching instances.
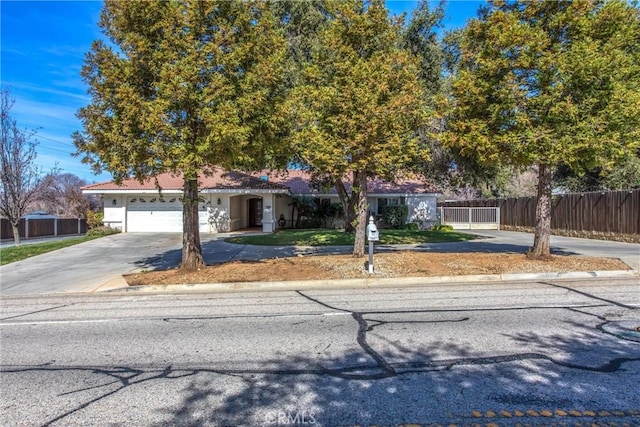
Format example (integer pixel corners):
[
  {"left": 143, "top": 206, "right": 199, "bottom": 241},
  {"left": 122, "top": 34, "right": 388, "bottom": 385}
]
[
  {"left": 4, "top": 291, "right": 638, "bottom": 426},
  {"left": 155, "top": 309, "right": 640, "bottom": 426}
]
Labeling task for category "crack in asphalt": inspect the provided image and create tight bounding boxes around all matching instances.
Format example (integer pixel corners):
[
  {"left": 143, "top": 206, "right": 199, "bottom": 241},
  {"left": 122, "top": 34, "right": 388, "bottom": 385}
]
[
  {"left": 0, "top": 303, "right": 612, "bottom": 326},
  {"left": 294, "top": 291, "right": 640, "bottom": 378},
  {"left": 2, "top": 289, "right": 639, "bottom": 426},
  {"left": 566, "top": 307, "right": 608, "bottom": 321},
  {"left": 0, "top": 303, "right": 74, "bottom": 321},
  {"left": 4, "top": 348, "right": 640, "bottom": 427},
  {"left": 363, "top": 316, "right": 470, "bottom": 332},
  {"left": 350, "top": 311, "right": 396, "bottom": 378},
  {"left": 295, "top": 290, "right": 473, "bottom": 379},
  {"left": 539, "top": 281, "right": 639, "bottom": 310}
]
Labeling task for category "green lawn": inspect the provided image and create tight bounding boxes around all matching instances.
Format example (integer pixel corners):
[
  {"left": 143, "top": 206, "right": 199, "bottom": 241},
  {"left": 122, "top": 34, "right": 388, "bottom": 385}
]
[
  {"left": 0, "top": 235, "right": 103, "bottom": 266},
  {"left": 225, "top": 228, "right": 477, "bottom": 246}
]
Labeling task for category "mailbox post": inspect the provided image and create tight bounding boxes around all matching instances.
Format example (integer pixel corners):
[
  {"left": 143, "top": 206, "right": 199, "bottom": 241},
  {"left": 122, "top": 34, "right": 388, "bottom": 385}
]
[{"left": 366, "top": 215, "right": 379, "bottom": 273}]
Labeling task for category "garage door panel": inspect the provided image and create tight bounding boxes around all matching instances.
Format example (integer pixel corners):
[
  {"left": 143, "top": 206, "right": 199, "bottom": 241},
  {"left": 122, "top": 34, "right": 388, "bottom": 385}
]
[
  {"left": 127, "top": 197, "right": 183, "bottom": 232},
  {"left": 126, "top": 197, "right": 209, "bottom": 232}
]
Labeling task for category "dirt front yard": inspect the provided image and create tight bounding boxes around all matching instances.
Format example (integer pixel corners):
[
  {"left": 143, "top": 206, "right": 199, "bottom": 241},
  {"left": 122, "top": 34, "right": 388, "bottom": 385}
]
[{"left": 125, "top": 252, "right": 630, "bottom": 286}]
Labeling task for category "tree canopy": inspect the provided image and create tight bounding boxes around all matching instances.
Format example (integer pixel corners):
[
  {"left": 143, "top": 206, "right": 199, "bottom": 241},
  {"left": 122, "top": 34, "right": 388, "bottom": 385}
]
[
  {"left": 443, "top": 0, "right": 640, "bottom": 257},
  {"left": 287, "top": 0, "right": 430, "bottom": 256},
  {"left": 74, "top": 0, "right": 289, "bottom": 269}
]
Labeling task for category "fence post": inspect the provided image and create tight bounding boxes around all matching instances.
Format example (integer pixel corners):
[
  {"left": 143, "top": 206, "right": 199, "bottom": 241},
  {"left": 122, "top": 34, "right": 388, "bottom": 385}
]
[
  {"left": 78, "top": 218, "right": 81, "bottom": 235},
  {"left": 468, "top": 207, "right": 472, "bottom": 229},
  {"left": 439, "top": 207, "right": 443, "bottom": 224},
  {"left": 54, "top": 218, "right": 58, "bottom": 236},
  {"left": 25, "top": 218, "right": 29, "bottom": 240}
]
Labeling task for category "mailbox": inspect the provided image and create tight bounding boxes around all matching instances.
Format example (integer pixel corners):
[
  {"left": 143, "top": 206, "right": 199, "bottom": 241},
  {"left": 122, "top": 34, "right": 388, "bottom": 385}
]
[{"left": 366, "top": 217, "right": 379, "bottom": 241}]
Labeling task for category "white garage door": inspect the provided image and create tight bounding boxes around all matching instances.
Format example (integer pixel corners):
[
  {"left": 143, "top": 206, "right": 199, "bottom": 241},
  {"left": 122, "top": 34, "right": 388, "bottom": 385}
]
[{"left": 127, "top": 196, "right": 183, "bottom": 232}]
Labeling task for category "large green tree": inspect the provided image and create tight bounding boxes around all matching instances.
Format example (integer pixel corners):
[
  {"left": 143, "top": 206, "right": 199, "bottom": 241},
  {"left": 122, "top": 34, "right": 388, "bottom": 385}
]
[
  {"left": 555, "top": 152, "right": 640, "bottom": 191},
  {"left": 444, "top": 0, "right": 640, "bottom": 257},
  {"left": 74, "top": 0, "right": 288, "bottom": 270},
  {"left": 288, "top": 0, "right": 428, "bottom": 257}
]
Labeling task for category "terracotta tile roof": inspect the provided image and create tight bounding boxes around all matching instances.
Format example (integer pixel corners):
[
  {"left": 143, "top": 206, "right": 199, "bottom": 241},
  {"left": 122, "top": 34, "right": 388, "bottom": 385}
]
[
  {"left": 83, "top": 168, "right": 439, "bottom": 195},
  {"left": 82, "top": 170, "right": 290, "bottom": 192},
  {"left": 254, "top": 170, "right": 439, "bottom": 195}
]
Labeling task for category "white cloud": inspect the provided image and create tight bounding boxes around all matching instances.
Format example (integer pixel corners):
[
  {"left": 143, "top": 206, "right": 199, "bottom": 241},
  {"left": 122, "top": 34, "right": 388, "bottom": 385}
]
[{"left": 6, "top": 82, "right": 90, "bottom": 103}]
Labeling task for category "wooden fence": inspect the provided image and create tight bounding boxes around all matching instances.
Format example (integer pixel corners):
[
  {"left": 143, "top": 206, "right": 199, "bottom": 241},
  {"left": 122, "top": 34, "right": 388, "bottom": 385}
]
[
  {"left": 1, "top": 218, "right": 88, "bottom": 240},
  {"left": 439, "top": 189, "right": 640, "bottom": 235}
]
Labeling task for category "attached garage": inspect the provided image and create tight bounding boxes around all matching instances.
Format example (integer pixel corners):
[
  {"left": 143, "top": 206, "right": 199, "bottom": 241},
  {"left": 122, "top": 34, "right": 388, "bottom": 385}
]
[
  {"left": 124, "top": 195, "right": 211, "bottom": 233},
  {"left": 126, "top": 196, "right": 183, "bottom": 232}
]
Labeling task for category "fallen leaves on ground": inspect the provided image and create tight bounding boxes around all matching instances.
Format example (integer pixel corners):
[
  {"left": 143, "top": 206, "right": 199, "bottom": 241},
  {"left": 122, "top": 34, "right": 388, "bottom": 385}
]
[{"left": 124, "top": 252, "right": 630, "bottom": 286}]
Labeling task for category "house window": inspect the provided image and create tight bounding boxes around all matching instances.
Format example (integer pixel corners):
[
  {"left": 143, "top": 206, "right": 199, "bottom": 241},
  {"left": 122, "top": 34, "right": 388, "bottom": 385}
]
[{"left": 377, "top": 197, "right": 404, "bottom": 215}]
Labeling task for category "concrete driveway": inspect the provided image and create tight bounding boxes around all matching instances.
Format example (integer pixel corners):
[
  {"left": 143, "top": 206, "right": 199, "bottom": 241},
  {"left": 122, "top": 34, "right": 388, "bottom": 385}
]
[
  {"left": 457, "top": 230, "right": 640, "bottom": 270},
  {"left": 0, "top": 233, "right": 183, "bottom": 295}
]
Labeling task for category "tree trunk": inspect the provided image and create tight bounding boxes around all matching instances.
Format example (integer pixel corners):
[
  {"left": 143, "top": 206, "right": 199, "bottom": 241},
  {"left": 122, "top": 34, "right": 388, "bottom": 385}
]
[
  {"left": 352, "top": 171, "right": 368, "bottom": 257},
  {"left": 335, "top": 179, "right": 357, "bottom": 233},
  {"left": 11, "top": 222, "right": 20, "bottom": 245},
  {"left": 181, "top": 177, "right": 205, "bottom": 271},
  {"left": 529, "top": 163, "right": 552, "bottom": 259}
]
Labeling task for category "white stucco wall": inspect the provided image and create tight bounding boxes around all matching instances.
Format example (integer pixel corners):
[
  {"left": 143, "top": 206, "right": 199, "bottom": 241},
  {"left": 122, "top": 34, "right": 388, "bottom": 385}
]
[
  {"left": 97, "top": 191, "right": 437, "bottom": 233},
  {"left": 206, "top": 195, "right": 231, "bottom": 233},
  {"left": 261, "top": 194, "right": 275, "bottom": 232},
  {"left": 102, "top": 195, "right": 125, "bottom": 230},
  {"left": 229, "top": 195, "right": 245, "bottom": 231}
]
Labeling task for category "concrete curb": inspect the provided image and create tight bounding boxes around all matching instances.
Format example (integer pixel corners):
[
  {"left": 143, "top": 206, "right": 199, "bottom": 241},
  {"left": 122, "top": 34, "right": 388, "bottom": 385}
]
[
  {"left": 92, "top": 275, "right": 130, "bottom": 292},
  {"left": 101, "top": 269, "right": 639, "bottom": 294}
]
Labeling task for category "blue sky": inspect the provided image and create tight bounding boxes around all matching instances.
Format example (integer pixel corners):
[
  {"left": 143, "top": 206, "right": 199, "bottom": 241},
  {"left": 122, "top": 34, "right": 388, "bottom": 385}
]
[{"left": 1, "top": 0, "right": 484, "bottom": 184}]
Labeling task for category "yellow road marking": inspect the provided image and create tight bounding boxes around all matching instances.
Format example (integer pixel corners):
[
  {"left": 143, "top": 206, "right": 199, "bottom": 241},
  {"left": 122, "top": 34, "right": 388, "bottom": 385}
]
[{"left": 469, "top": 408, "right": 640, "bottom": 421}]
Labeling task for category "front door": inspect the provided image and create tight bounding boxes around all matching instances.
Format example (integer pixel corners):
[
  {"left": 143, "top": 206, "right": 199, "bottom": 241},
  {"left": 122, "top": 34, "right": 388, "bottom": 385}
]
[{"left": 248, "top": 198, "right": 263, "bottom": 227}]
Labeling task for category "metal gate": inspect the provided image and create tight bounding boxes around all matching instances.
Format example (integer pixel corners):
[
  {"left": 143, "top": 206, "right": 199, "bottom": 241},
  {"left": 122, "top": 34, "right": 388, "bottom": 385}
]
[{"left": 440, "top": 207, "right": 500, "bottom": 230}]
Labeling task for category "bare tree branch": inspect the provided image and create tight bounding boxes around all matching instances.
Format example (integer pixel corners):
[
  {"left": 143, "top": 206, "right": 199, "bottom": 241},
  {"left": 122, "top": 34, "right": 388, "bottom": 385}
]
[{"left": 0, "top": 88, "right": 45, "bottom": 244}]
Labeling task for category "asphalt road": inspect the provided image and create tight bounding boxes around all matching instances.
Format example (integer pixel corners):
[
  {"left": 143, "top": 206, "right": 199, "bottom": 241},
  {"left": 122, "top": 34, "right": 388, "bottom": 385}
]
[{"left": 2, "top": 278, "right": 639, "bottom": 426}]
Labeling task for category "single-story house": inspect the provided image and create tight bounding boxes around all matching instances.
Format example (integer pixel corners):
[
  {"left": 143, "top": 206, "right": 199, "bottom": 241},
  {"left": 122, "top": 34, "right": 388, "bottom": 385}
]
[{"left": 81, "top": 169, "right": 439, "bottom": 233}]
